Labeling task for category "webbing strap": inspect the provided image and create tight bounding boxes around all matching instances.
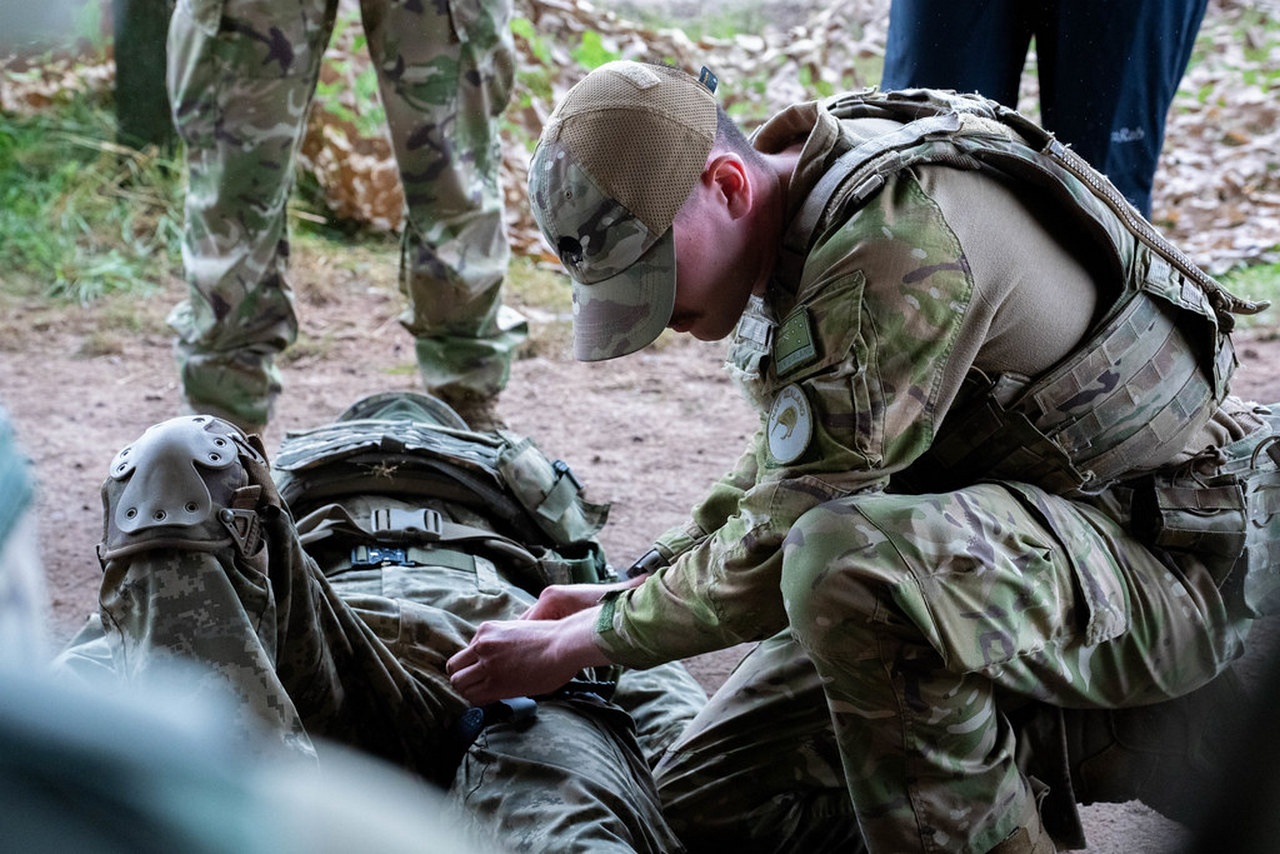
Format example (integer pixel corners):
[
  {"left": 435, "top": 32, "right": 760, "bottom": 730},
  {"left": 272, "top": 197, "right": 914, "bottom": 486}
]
[
  {"left": 297, "top": 502, "right": 538, "bottom": 570},
  {"left": 350, "top": 543, "right": 476, "bottom": 572},
  {"left": 784, "top": 111, "right": 962, "bottom": 259},
  {"left": 295, "top": 500, "right": 611, "bottom": 593}
]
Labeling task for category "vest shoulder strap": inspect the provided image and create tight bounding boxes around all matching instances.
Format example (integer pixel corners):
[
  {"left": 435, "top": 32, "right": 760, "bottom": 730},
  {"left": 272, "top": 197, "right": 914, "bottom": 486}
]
[{"left": 783, "top": 88, "right": 1266, "bottom": 331}]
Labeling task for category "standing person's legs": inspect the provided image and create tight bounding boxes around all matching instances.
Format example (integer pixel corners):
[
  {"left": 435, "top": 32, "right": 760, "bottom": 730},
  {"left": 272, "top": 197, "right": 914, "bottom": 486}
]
[
  {"left": 363, "top": 0, "right": 526, "bottom": 424},
  {"left": 881, "top": 0, "right": 1033, "bottom": 106},
  {"left": 782, "top": 484, "right": 1248, "bottom": 853},
  {"left": 1038, "top": 0, "right": 1208, "bottom": 215},
  {"left": 167, "top": 0, "right": 339, "bottom": 432}
]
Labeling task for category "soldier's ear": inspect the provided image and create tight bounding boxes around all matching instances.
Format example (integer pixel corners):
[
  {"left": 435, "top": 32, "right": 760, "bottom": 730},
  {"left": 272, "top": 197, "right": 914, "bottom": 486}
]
[{"left": 705, "top": 154, "right": 752, "bottom": 219}]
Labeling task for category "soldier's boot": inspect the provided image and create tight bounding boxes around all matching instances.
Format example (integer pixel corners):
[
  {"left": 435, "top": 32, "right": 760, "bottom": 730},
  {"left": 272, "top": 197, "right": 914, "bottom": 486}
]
[
  {"left": 433, "top": 388, "right": 507, "bottom": 432},
  {"left": 1063, "top": 667, "right": 1253, "bottom": 827}
]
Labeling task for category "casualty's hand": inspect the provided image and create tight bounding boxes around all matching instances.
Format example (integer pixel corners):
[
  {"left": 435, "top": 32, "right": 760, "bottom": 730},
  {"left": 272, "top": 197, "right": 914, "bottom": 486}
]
[
  {"left": 446, "top": 607, "right": 611, "bottom": 706},
  {"left": 522, "top": 574, "right": 643, "bottom": 621}
]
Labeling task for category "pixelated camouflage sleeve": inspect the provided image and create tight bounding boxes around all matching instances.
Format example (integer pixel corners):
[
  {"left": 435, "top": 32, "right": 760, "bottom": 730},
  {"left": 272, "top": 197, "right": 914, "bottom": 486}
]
[{"left": 598, "top": 170, "right": 983, "bottom": 666}]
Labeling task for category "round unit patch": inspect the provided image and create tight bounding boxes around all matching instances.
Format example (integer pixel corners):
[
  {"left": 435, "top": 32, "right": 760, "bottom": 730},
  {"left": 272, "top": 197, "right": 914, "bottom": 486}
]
[{"left": 766, "top": 383, "right": 813, "bottom": 465}]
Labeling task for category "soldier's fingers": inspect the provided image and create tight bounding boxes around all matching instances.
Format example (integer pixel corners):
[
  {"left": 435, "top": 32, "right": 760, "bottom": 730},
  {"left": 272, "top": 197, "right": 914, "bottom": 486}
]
[
  {"left": 450, "top": 666, "right": 499, "bottom": 705},
  {"left": 445, "top": 646, "right": 475, "bottom": 677},
  {"left": 448, "top": 661, "right": 479, "bottom": 691}
]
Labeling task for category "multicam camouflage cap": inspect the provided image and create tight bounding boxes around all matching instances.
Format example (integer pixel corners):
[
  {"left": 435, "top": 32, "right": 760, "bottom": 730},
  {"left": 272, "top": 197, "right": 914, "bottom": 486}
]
[{"left": 528, "top": 61, "right": 718, "bottom": 361}]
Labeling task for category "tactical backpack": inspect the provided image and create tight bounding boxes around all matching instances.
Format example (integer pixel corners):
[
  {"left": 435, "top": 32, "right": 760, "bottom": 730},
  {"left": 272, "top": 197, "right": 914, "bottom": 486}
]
[
  {"left": 270, "top": 392, "right": 614, "bottom": 596},
  {"left": 779, "top": 87, "right": 1268, "bottom": 498}
]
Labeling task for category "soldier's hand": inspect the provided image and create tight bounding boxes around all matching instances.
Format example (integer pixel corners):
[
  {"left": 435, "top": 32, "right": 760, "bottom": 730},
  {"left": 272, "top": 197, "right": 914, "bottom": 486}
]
[
  {"left": 446, "top": 608, "right": 611, "bottom": 706},
  {"left": 522, "top": 577, "right": 638, "bottom": 621}
]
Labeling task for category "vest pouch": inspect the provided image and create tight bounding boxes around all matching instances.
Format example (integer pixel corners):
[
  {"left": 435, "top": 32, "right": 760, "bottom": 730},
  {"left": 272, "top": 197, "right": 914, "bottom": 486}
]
[
  {"left": 534, "top": 540, "right": 612, "bottom": 589},
  {"left": 1133, "top": 414, "right": 1280, "bottom": 617},
  {"left": 495, "top": 433, "right": 609, "bottom": 546},
  {"left": 1136, "top": 476, "right": 1247, "bottom": 562}
]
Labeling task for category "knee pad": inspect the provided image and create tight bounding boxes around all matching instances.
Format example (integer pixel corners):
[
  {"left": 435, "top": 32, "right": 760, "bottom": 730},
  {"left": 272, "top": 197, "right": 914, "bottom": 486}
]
[{"left": 99, "top": 415, "right": 268, "bottom": 562}]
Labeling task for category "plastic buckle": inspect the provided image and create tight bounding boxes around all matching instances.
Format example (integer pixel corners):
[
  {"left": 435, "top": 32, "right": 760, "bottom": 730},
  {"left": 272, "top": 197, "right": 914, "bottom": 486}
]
[
  {"left": 552, "top": 459, "right": 582, "bottom": 490},
  {"left": 350, "top": 544, "right": 409, "bottom": 567},
  {"left": 371, "top": 506, "right": 443, "bottom": 542}
]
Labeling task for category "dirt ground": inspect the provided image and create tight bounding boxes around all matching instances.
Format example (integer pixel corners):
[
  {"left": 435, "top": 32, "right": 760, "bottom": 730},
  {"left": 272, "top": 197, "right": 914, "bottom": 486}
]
[
  {"left": 1, "top": 0, "right": 1276, "bottom": 847},
  {"left": 5, "top": 243, "right": 1280, "bottom": 850}
]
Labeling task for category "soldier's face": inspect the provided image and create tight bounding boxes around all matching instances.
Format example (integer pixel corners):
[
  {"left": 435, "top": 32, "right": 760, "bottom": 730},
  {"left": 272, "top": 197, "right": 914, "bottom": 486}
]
[{"left": 666, "top": 170, "right": 760, "bottom": 341}]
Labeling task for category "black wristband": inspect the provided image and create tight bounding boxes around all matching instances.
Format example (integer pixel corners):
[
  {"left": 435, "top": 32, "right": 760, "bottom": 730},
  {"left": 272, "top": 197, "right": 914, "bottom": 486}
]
[{"left": 625, "top": 548, "right": 669, "bottom": 579}]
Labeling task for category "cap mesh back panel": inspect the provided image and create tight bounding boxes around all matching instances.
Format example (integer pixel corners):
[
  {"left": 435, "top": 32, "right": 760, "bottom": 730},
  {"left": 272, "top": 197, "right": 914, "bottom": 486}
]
[{"left": 558, "top": 68, "right": 714, "bottom": 233}]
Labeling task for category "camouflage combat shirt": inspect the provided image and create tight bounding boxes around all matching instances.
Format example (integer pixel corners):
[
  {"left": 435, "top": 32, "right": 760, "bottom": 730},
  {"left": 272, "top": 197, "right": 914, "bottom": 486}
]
[{"left": 596, "top": 98, "right": 1157, "bottom": 666}]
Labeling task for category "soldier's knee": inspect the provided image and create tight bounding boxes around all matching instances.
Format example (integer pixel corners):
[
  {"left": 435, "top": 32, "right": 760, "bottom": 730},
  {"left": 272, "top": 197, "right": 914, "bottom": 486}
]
[
  {"left": 99, "top": 415, "right": 269, "bottom": 562},
  {"left": 781, "top": 495, "right": 933, "bottom": 654},
  {"left": 781, "top": 502, "right": 884, "bottom": 638}
]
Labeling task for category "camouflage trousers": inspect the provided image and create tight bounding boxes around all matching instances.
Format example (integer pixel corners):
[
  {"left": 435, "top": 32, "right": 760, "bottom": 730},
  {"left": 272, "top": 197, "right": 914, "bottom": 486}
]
[
  {"left": 166, "top": 0, "right": 527, "bottom": 429},
  {"left": 56, "top": 449, "right": 705, "bottom": 852},
  {"left": 658, "top": 481, "right": 1254, "bottom": 854}
]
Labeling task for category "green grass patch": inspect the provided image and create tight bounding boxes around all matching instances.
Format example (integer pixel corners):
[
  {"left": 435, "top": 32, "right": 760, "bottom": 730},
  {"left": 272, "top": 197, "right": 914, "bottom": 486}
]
[
  {"left": 1185, "top": 2, "right": 1280, "bottom": 96},
  {"left": 1221, "top": 261, "right": 1280, "bottom": 331},
  {"left": 0, "top": 97, "right": 182, "bottom": 304},
  {"left": 504, "top": 255, "right": 575, "bottom": 359},
  {"left": 607, "top": 1, "right": 774, "bottom": 41},
  {"left": 506, "top": 255, "right": 572, "bottom": 314}
]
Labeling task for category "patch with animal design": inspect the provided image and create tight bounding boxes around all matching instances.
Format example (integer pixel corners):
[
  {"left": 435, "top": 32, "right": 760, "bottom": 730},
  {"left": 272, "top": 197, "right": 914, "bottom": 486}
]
[{"left": 766, "top": 383, "right": 813, "bottom": 465}]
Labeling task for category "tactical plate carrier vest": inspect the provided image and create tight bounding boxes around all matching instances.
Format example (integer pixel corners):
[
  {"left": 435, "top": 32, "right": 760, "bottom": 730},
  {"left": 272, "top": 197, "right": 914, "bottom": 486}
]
[
  {"left": 782, "top": 88, "right": 1267, "bottom": 497},
  {"left": 271, "top": 409, "right": 613, "bottom": 596}
]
